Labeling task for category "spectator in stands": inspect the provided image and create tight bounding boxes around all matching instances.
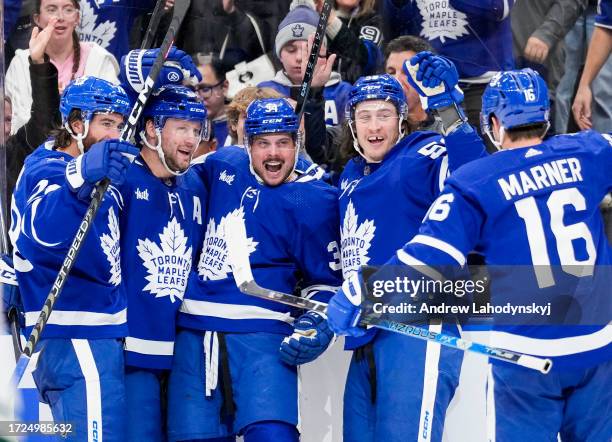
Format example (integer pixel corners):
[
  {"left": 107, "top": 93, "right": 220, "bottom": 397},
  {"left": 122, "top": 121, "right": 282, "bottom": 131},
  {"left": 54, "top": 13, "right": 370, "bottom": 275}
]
[
  {"left": 6, "top": 0, "right": 118, "bottom": 134},
  {"left": 572, "top": 0, "right": 612, "bottom": 132},
  {"left": 77, "top": 0, "right": 172, "bottom": 62},
  {"left": 382, "top": 0, "right": 515, "bottom": 136},
  {"left": 193, "top": 54, "right": 232, "bottom": 146},
  {"left": 259, "top": 0, "right": 352, "bottom": 127},
  {"left": 177, "top": 0, "right": 269, "bottom": 68},
  {"left": 6, "top": 17, "right": 61, "bottom": 208},
  {"left": 313, "top": 0, "right": 383, "bottom": 84},
  {"left": 226, "top": 86, "right": 283, "bottom": 146},
  {"left": 383, "top": 35, "right": 441, "bottom": 132},
  {"left": 511, "top": 0, "right": 586, "bottom": 134}
]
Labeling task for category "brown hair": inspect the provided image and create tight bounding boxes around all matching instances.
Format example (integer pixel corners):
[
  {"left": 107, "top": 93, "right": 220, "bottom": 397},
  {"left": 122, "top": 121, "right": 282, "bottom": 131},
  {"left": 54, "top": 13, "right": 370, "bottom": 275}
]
[
  {"left": 51, "top": 108, "right": 81, "bottom": 150},
  {"left": 34, "top": 0, "right": 81, "bottom": 81},
  {"left": 505, "top": 123, "right": 549, "bottom": 142},
  {"left": 226, "top": 87, "right": 283, "bottom": 141}
]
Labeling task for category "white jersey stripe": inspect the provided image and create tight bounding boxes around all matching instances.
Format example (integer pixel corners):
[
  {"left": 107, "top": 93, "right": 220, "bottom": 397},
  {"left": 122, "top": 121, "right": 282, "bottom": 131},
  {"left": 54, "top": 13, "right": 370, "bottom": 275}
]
[
  {"left": 417, "top": 321, "right": 442, "bottom": 442},
  {"left": 124, "top": 337, "right": 174, "bottom": 356},
  {"left": 410, "top": 234, "right": 466, "bottom": 266},
  {"left": 397, "top": 249, "right": 445, "bottom": 281},
  {"left": 438, "top": 155, "right": 449, "bottom": 192},
  {"left": 489, "top": 324, "right": 612, "bottom": 357},
  {"left": 25, "top": 309, "right": 127, "bottom": 328},
  {"left": 180, "top": 299, "right": 294, "bottom": 323},
  {"left": 72, "top": 339, "right": 102, "bottom": 442}
]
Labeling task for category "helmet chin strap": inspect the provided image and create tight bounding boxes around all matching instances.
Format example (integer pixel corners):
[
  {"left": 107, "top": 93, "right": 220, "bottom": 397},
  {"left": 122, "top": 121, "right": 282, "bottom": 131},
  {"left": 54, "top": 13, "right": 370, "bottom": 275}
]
[
  {"left": 140, "top": 128, "right": 190, "bottom": 177},
  {"left": 66, "top": 120, "right": 90, "bottom": 155},
  {"left": 485, "top": 125, "right": 505, "bottom": 151}
]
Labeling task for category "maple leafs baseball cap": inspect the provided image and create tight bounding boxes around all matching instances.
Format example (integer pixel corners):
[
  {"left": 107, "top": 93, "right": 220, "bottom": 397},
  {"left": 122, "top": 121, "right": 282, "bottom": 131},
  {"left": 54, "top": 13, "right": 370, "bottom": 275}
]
[{"left": 275, "top": 0, "right": 327, "bottom": 58}]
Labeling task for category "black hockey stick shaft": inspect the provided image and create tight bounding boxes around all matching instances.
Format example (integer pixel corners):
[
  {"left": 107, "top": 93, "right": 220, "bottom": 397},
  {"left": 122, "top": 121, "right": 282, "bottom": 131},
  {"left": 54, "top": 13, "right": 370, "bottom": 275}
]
[
  {"left": 140, "top": 0, "right": 167, "bottom": 49},
  {"left": 295, "top": 0, "right": 332, "bottom": 123},
  {"left": 17, "top": 0, "right": 191, "bottom": 362}
]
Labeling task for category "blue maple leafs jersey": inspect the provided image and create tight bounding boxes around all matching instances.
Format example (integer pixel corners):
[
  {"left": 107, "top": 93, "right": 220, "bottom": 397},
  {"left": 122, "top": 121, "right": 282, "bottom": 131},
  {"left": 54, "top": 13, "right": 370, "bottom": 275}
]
[
  {"left": 596, "top": 0, "right": 612, "bottom": 29},
  {"left": 339, "top": 127, "right": 487, "bottom": 349},
  {"left": 389, "top": 131, "right": 612, "bottom": 369},
  {"left": 179, "top": 146, "right": 342, "bottom": 335},
  {"left": 77, "top": 0, "right": 155, "bottom": 61},
  {"left": 383, "top": 0, "right": 515, "bottom": 79},
  {"left": 9, "top": 141, "right": 127, "bottom": 339},
  {"left": 119, "top": 157, "right": 205, "bottom": 370}
]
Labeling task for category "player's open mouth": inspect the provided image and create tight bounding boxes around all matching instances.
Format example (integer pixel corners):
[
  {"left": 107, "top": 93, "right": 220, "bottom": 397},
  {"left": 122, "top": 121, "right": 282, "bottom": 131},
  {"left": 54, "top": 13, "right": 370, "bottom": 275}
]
[
  {"left": 264, "top": 161, "right": 283, "bottom": 173},
  {"left": 368, "top": 136, "right": 384, "bottom": 145},
  {"left": 177, "top": 148, "right": 192, "bottom": 158}
]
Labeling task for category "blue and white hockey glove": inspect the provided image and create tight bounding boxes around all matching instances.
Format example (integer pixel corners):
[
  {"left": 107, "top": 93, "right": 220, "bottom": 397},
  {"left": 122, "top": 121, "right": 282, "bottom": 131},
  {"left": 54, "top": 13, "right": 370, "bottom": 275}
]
[
  {"left": 280, "top": 310, "right": 335, "bottom": 365},
  {"left": 402, "top": 51, "right": 464, "bottom": 111},
  {"left": 120, "top": 46, "right": 202, "bottom": 95},
  {"left": 66, "top": 139, "right": 139, "bottom": 200},
  {"left": 327, "top": 272, "right": 367, "bottom": 337}
]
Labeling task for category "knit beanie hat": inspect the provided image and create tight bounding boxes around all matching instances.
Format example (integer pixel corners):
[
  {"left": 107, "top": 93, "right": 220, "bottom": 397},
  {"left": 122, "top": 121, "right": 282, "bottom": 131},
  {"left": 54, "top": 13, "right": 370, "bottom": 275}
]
[{"left": 275, "top": 0, "right": 327, "bottom": 58}]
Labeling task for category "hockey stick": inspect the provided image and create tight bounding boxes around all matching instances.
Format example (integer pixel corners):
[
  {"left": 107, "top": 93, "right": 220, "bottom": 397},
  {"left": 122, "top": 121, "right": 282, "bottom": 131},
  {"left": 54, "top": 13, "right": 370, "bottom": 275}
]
[
  {"left": 140, "top": 0, "right": 167, "bottom": 50},
  {"left": 225, "top": 216, "right": 553, "bottom": 374},
  {"left": 9, "top": 0, "right": 191, "bottom": 387},
  {"left": 294, "top": 0, "right": 332, "bottom": 123}
]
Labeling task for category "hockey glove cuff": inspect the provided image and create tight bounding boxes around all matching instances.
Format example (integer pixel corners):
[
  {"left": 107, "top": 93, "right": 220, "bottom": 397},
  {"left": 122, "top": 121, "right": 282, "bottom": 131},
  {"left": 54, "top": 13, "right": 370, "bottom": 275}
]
[
  {"left": 327, "top": 271, "right": 367, "bottom": 337},
  {"left": 280, "top": 310, "right": 335, "bottom": 365}
]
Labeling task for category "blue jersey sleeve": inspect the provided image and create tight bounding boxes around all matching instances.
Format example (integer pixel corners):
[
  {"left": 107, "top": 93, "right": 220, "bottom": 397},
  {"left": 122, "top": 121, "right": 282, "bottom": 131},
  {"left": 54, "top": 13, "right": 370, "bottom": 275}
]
[
  {"left": 387, "top": 182, "right": 483, "bottom": 272},
  {"left": 445, "top": 123, "right": 489, "bottom": 173},
  {"left": 449, "top": 0, "right": 515, "bottom": 21}
]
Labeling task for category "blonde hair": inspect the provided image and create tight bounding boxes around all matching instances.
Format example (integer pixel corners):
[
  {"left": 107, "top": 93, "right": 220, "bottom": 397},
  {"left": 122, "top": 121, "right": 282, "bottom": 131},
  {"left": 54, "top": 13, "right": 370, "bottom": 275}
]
[
  {"left": 226, "top": 87, "right": 283, "bottom": 141},
  {"left": 336, "top": 0, "right": 376, "bottom": 17}
]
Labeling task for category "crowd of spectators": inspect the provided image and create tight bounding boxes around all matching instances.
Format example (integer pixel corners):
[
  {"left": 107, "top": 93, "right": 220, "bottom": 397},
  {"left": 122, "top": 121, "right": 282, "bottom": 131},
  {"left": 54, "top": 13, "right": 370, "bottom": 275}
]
[{"left": 2, "top": 0, "right": 612, "bottom": 184}]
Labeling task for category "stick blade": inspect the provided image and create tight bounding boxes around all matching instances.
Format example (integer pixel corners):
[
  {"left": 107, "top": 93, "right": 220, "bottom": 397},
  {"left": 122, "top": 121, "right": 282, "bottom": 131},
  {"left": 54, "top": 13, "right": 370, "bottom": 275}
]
[{"left": 225, "top": 213, "right": 255, "bottom": 287}]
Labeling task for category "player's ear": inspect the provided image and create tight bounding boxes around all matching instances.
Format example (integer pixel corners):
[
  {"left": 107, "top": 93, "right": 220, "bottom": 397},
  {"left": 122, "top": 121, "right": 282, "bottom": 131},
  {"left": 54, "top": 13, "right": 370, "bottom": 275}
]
[
  {"left": 70, "top": 119, "right": 84, "bottom": 136},
  {"left": 491, "top": 116, "right": 501, "bottom": 138},
  {"left": 145, "top": 119, "right": 157, "bottom": 139}
]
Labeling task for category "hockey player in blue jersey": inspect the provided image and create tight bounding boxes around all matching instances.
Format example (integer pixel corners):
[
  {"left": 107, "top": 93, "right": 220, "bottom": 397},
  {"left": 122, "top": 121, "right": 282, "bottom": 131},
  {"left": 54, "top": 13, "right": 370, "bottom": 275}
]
[
  {"left": 332, "top": 53, "right": 487, "bottom": 441},
  {"left": 167, "top": 97, "right": 341, "bottom": 442},
  {"left": 329, "top": 68, "right": 612, "bottom": 440},
  {"left": 9, "top": 76, "right": 138, "bottom": 441},
  {"left": 119, "top": 84, "right": 207, "bottom": 441}
]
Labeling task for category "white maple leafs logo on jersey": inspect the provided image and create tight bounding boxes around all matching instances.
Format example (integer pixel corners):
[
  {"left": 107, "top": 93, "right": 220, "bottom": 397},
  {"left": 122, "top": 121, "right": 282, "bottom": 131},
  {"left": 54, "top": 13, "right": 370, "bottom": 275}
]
[
  {"left": 137, "top": 218, "right": 192, "bottom": 303},
  {"left": 101, "top": 207, "right": 121, "bottom": 286},
  {"left": 416, "top": 0, "right": 469, "bottom": 43},
  {"left": 340, "top": 200, "right": 375, "bottom": 279},
  {"left": 77, "top": 1, "right": 117, "bottom": 49},
  {"left": 197, "top": 207, "right": 258, "bottom": 280}
]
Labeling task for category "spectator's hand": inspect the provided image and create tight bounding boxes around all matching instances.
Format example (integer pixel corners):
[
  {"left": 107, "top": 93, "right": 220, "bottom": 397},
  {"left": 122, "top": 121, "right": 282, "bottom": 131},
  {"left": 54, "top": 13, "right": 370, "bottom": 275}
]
[
  {"left": 120, "top": 47, "right": 202, "bottom": 94},
  {"left": 572, "top": 84, "right": 593, "bottom": 130},
  {"left": 58, "top": 81, "right": 66, "bottom": 95},
  {"left": 302, "top": 34, "right": 337, "bottom": 88},
  {"left": 164, "top": 0, "right": 174, "bottom": 10},
  {"left": 523, "top": 36, "right": 550, "bottom": 64},
  {"left": 222, "top": 0, "right": 235, "bottom": 13},
  {"left": 29, "top": 16, "right": 57, "bottom": 64},
  {"left": 403, "top": 51, "right": 463, "bottom": 111}
]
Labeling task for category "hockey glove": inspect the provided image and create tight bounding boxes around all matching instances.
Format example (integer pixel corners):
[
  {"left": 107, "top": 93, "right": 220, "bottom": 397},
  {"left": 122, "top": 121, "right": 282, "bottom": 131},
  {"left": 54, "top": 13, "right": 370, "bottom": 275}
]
[
  {"left": 66, "top": 139, "right": 139, "bottom": 200},
  {"left": 120, "top": 46, "right": 202, "bottom": 95},
  {"left": 280, "top": 310, "right": 335, "bottom": 365},
  {"left": 1, "top": 254, "right": 24, "bottom": 331},
  {"left": 403, "top": 51, "right": 464, "bottom": 111},
  {"left": 327, "top": 271, "right": 367, "bottom": 337}
]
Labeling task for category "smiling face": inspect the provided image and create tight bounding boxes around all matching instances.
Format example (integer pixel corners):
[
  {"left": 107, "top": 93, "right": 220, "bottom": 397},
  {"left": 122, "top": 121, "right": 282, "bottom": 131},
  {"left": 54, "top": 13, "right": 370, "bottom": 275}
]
[
  {"left": 34, "top": 0, "right": 80, "bottom": 45},
  {"left": 354, "top": 100, "right": 400, "bottom": 162},
  {"left": 249, "top": 133, "right": 297, "bottom": 186},
  {"left": 158, "top": 118, "right": 202, "bottom": 172},
  {"left": 80, "top": 112, "right": 125, "bottom": 149}
]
